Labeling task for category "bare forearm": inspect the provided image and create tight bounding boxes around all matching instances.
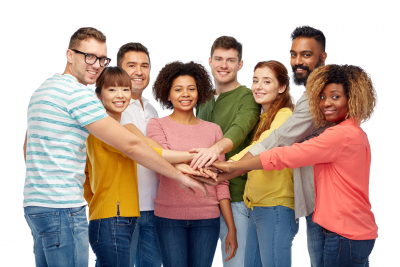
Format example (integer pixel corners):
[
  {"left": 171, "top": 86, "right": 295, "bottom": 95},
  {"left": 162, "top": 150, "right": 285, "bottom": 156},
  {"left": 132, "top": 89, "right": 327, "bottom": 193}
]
[
  {"left": 219, "top": 199, "right": 236, "bottom": 231},
  {"left": 162, "top": 150, "right": 195, "bottom": 163},
  {"left": 213, "top": 138, "right": 234, "bottom": 154},
  {"left": 230, "top": 154, "right": 263, "bottom": 171}
]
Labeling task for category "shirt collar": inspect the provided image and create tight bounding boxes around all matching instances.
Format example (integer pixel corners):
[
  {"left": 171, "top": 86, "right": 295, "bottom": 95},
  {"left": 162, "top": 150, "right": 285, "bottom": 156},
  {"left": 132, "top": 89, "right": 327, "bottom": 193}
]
[
  {"left": 337, "top": 118, "right": 357, "bottom": 126},
  {"left": 128, "top": 96, "right": 149, "bottom": 107}
]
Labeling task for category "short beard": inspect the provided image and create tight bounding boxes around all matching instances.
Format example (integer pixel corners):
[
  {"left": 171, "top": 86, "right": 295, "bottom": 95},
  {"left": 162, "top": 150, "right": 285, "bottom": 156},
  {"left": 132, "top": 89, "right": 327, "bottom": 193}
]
[{"left": 292, "top": 60, "right": 322, "bottom": 86}]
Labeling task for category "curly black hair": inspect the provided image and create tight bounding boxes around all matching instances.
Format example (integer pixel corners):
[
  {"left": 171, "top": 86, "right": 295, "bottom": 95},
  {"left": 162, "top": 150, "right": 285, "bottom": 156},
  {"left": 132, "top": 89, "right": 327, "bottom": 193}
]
[
  {"left": 153, "top": 61, "right": 213, "bottom": 109},
  {"left": 291, "top": 26, "right": 326, "bottom": 51}
]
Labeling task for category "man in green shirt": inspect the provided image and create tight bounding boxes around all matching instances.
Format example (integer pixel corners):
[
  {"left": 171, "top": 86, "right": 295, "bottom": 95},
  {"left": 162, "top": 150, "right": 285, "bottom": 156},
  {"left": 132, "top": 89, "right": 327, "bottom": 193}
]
[{"left": 191, "top": 36, "right": 260, "bottom": 266}]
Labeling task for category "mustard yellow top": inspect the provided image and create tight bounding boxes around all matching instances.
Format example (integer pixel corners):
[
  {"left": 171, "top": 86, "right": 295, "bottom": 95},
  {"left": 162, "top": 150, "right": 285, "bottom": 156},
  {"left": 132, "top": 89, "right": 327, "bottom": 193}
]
[
  {"left": 230, "top": 108, "right": 294, "bottom": 210},
  {"left": 84, "top": 134, "right": 162, "bottom": 221}
]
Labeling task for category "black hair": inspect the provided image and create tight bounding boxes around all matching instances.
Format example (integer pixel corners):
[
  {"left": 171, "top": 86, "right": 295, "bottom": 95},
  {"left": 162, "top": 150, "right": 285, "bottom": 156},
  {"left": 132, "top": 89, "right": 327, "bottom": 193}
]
[{"left": 291, "top": 26, "right": 326, "bottom": 51}]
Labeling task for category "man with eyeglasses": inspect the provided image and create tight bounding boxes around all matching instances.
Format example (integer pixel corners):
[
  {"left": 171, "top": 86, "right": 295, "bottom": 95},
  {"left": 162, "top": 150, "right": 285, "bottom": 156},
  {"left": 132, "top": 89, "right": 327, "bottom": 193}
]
[{"left": 23, "top": 27, "right": 209, "bottom": 267}]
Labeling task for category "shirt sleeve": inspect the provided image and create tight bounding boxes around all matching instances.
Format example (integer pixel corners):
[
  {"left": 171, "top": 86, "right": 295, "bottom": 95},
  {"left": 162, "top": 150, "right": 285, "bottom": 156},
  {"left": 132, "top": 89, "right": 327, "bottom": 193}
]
[
  {"left": 260, "top": 126, "right": 345, "bottom": 171},
  {"left": 83, "top": 157, "right": 94, "bottom": 205},
  {"left": 120, "top": 110, "right": 133, "bottom": 126},
  {"left": 214, "top": 125, "right": 231, "bottom": 201},
  {"left": 147, "top": 118, "right": 170, "bottom": 150},
  {"left": 223, "top": 92, "right": 260, "bottom": 149},
  {"left": 249, "top": 94, "right": 322, "bottom": 156},
  {"left": 68, "top": 88, "right": 108, "bottom": 127},
  {"left": 231, "top": 108, "right": 292, "bottom": 161}
]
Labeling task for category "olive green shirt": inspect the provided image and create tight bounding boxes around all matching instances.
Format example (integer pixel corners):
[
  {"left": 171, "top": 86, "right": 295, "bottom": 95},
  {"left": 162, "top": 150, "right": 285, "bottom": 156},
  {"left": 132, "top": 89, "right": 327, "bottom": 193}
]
[{"left": 196, "top": 85, "right": 261, "bottom": 202}]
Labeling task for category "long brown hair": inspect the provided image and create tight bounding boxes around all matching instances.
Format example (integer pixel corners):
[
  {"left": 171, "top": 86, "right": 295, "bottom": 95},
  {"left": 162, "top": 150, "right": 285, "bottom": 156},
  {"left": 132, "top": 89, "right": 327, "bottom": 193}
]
[{"left": 252, "top": 61, "right": 295, "bottom": 142}]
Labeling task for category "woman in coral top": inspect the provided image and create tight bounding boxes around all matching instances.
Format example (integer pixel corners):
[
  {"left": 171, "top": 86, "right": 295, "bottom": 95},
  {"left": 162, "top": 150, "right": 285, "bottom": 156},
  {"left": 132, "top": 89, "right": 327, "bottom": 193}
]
[
  {"left": 212, "top": 64, "right": 378, "bottom": 267},
  {"left": 146, "top": 61, "right": 237, "bottom": 267}
]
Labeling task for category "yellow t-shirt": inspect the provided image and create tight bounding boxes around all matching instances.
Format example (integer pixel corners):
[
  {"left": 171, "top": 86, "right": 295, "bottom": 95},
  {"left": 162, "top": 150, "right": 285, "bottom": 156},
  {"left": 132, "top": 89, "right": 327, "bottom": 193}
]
[
  {"left": 84, "top": 134, "right": 162, "bottom": 221},
  {"left": 230, "top": 108, "right": 294, "bottom": 210}
]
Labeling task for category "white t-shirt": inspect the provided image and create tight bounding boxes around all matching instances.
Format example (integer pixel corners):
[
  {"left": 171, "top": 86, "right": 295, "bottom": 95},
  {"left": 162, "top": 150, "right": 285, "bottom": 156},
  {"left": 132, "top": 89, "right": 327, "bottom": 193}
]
[
  {"left": 24, "top": 74, "right": 108, "bottom": 208},
  {"left": 120, "top": 97, "right": 159, "bottom": 211}
]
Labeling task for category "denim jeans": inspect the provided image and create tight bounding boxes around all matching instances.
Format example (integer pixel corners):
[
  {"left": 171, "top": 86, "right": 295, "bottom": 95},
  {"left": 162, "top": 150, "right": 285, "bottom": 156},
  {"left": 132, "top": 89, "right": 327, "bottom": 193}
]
[
  {"left": 220, "top": 201, "right": 250, "bottom": 267},
  {"left": 155, "top": 216, "right": 220, "bottom": 267},
  {"left": 89, "top": 216, "right": 137, "bottom": 267},
  {"left": 24, "top": 205, "right": 89, "bottom": 267},
  {"left": 306, "top": 212, "right": 325, "bottom": 267},
  {"left": 129, "top": 211, "right": 162, "bottom": 267},
  {"left": 245, "top": 206, "right": 299, "bottom": 267},
  {"left": 323, "top": 229, "right": 375, "bottom": 267}
]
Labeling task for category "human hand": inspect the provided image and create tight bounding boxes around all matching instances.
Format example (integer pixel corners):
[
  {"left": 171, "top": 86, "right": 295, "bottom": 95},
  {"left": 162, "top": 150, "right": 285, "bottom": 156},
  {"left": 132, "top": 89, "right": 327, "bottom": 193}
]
[
  {"left": 190, "top": 175, "right": 220, "bottom": 187},
  {"left": 225, "top": 229, "right": 238, "bottom": 262},
  {"left": 189, "top": 146, "right": 221, "bottom": 169},
  {"left": 176, "top": 174, "right": 209, "bottom": 198},
  {"left": 212, "top": 160, "right": 233, "bottom": 174},
  {"left": 174, "top": 163, "right": 218, "bottom": 182}
]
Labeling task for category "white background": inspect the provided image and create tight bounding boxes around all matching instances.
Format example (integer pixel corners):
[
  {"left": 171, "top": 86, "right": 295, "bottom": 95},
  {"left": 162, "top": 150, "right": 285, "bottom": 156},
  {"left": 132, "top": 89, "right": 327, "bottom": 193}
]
[{"left": 1, "top": 0, "right": 399, "bottom": 266}]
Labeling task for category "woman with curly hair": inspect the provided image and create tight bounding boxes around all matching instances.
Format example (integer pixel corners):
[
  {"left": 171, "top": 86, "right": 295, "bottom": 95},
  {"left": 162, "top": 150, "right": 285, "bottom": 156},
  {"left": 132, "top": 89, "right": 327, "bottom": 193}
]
[
  {"left": 146, "top": 61, "right": 237, "bottom": 267},
  {"left": 212, "top": 64, "right": 378, "bottom": 266}
]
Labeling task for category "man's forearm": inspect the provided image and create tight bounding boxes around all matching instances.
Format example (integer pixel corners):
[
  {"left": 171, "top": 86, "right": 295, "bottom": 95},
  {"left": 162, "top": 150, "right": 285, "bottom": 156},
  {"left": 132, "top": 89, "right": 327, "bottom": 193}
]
[{"left": 212, "top": 137, "right": 233, "bottom": 154}]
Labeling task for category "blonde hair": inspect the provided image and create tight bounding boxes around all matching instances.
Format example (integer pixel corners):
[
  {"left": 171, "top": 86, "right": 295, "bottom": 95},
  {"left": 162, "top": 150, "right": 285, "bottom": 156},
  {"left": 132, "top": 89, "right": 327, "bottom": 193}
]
[{"left": 306, "top": 64, "right": 377, "bottom": 128}]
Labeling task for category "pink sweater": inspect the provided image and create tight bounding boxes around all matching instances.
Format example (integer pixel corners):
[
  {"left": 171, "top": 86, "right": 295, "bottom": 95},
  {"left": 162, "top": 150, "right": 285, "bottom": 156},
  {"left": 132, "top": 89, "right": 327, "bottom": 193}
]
[
  {"left": 260, "top": 119, "right": 378, "bottom": 240},
  {"left": 147, "top": 116, "right": 230, "bottom": 220}
]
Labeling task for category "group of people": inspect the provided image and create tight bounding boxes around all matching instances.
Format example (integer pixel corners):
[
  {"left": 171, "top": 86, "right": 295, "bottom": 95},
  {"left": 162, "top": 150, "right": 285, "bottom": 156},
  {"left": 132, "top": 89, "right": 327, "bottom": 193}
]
[{"left": 23, "top": 25, "right": 378, "bottom": 267}]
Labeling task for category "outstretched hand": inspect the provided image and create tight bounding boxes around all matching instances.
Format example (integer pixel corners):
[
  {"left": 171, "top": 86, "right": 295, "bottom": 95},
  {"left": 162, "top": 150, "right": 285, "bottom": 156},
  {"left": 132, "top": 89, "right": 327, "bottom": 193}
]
[
  {"left": 174, "top": 163, "right": 218, "bottom": 182},
  {"left": 212, "top": 160, "right": 233, "bottom": 174},
  {"left": 189, "top": 147, "right": 220, "bottom": 169},
  {"left": 176, "top": 174, "right": 209, "bottom": 198}
]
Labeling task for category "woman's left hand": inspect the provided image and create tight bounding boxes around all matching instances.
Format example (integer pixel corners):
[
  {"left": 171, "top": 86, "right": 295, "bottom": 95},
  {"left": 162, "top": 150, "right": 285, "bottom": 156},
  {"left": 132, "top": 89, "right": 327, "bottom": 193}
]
[{"left": 225, "top": 229, "right": 238, "bottom": 262}]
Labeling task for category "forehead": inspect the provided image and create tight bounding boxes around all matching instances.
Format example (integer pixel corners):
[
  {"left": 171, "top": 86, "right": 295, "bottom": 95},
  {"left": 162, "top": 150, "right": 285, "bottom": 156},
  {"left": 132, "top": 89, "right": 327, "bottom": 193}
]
[
  {"left": 254, "top": 67, "right": 275, "bottom": 79},
  {"left": 172, "top": 75, "right": 196, "bottom": 86},
  {"left": 322, "top": 83, "right": 344, "bottom": 93},
  {"left": 76, "top": 38, "right": 107, "bottom": 57},
  {"left": 291, "top": 37, "right": 322, "bottom": 53},
  {"left": 121, "top": 51, "right": 149, "bottom": 64},
  {"left": 212, "top": 48, "right": 239, "bottom": 59}
]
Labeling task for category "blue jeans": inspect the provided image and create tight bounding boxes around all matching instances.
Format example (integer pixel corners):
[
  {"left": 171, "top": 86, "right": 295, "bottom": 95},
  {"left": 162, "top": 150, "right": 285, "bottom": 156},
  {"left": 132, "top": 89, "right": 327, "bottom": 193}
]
[
  {"left": 24, "top": 205, "right": 89, "bottom": 267},
  {"left": 323, "top": 228, "right": 375, "bottom": 266},
  {"left": 220, "top": 201, "right": 250, "bottom": 267},
  {"left": 306, "top": 212, "right": 325, "bottom": 267},
  {"left": 129, "top": 211, "right": 162, "bottom": 267},
  {"left": 89, "top": 216, "right": 137, "bottom": 267},
  {"left": 155, "top": 216, "right": 220, "bottom": 267},
  {"left": 245, "top": 206, "right": 299, "bottom": 267}
]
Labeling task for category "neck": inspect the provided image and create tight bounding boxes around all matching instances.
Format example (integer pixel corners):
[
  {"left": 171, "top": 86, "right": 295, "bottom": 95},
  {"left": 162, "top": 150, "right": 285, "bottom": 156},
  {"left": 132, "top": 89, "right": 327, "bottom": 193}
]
[
  {"left": 214, "top": 78, "right": 241, "bottom": 95},
  {"left": 63, "top": 64, "right": 86, "bottom": 85},
  {"left": 131, "top": 91, "right": 143, "bottom": 108},
  {"left": 169, "top": 109, "right": 199, "bottom": 125},
  {"left": 261, "top": 103, "right": 272, "bottom": 113},
  {"left": 107, "top": 111, "right": 121, "bottom": 122}
]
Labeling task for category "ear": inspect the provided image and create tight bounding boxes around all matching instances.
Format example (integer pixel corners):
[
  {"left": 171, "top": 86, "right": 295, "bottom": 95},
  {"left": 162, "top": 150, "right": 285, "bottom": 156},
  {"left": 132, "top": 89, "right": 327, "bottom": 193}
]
[
  {"left": 278, "top": 85, "right": 286, "bottom": 94},
  {"left": 96, "top": 93, "right": 102, "bottom": 101},
  {"left": 66, "top": 49, "right": 73, "bottom": 63},
  {"left": 238, "top": 60, "right": 243, "bottom": 71},
  {"left": 208, "top": 57, "right": 212, "bottom": 67},
  {"left": 320, "top": 52, "right": 327, "bottom": 66}
]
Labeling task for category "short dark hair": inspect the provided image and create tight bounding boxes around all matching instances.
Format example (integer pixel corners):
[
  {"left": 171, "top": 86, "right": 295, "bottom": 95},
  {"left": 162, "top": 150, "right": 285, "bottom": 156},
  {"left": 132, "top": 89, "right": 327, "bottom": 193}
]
[
  {"left": 95, "top": 66, "right": 132, "bottom": 94},
  {"left": 117, "top": 42, "right": 150, "bottom": 68},
  {"left": 291, "top": 26, "right": 326, "bottom": 51},
  {"left": 210, "top": 36, "right": 243, "bottom": 61},
  {"left": 68, "top": 27, "right": 106, "bottom": 50},
  {"left": 153, "top": 61, "right": 213, "bottom": 109}
]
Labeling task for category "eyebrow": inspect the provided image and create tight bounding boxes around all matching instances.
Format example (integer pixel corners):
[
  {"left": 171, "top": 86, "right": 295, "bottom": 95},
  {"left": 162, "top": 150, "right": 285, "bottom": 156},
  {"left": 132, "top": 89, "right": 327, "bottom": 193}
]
[
  {"left": 173, "top": 84, "right": 196, "bottom": 88},
  {"left": 290, "top": 50, "right": 314, "bottom": 54},
  {"left": 214, "top": 56, "right": 237, "bottom": 60},
  {"left": 126, "top": 61, "right": 149, "bottom": 65}
]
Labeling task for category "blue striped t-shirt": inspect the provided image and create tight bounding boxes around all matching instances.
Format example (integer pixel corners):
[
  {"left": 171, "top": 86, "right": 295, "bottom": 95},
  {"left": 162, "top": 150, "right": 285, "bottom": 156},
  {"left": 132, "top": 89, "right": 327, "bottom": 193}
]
[{"left": 24, "top": 73, "right": 108, "bottom": 208}]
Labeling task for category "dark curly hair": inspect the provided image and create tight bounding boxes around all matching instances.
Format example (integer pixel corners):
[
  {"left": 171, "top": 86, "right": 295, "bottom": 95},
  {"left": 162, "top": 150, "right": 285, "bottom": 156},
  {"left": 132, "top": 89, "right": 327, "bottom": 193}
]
[
  {"left": 153, "top": 61, "right": 213, "bottom": 109},
  {"left": 306, "top": 64, "right": 377, "bottom": 127},
  {"left": 291, "top": 26, "right": 326, "bottom": 52}
]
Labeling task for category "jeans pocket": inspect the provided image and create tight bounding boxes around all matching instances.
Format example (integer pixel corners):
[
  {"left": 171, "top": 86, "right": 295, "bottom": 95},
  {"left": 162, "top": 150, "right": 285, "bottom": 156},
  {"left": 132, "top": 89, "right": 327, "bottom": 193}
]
[
  {"left": 287, "top": 208, "right": 299, "bottom": 234},
  {"left": 69, "top": 205, "right": 86, "bottom": 216},
  {"left": 349, "top": 239, "right": 375, "bottom": 263},
  {"left": 88, "top": 220, "right": 101, "bottom": 246},
  {"left": 115, "top": 216, "right": 135, "bottom": 226},
  {"left": 27, "top": 211, "right": 60, "bottom": 249}
]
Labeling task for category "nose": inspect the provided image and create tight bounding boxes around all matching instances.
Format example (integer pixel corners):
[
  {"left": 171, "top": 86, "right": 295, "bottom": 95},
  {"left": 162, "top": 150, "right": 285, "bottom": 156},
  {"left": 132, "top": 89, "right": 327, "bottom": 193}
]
[
  {"left": 92, "top": 59, "right": 101, "bottom": 69},
  {"left": 220, "top": 60, "right": 228, "bottom": 68},
  {"left": 294, "top": 55, "right": 303, "bottom": 66},
  {"left": 323, "top": 98, "right": 332, "bottom": 107},
  {"left": 182, "top": 88, "right": 189, "bottom": 96},
  {"left": 116, "top": 89, "right": 123, "bottom": 98}
]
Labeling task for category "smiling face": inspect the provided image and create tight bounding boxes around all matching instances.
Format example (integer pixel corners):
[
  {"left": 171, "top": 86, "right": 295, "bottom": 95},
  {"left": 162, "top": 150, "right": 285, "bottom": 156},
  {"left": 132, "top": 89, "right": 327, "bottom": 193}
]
[
  {"left": 68, "top": 38, "right": 107, "bottom": 85},
  {"left": 209, "top": 48, "right": 243, "bottom": 86},
  {"left": 98, "top": 85, "right": 131, "bottom": 120},
  {"left": 252, "top": 67, "right": 286, "bottom": 111},
  {"left": 319, "top": 83, "right": 349, "bottom": 124},
  {"left": 168, "top": 75, "right": 198, "bottom": 112},
  {"left": 290, "top": 37, "right": 327, "bottom": 86},
  {"left": 120, "top": 51, "right": 150, "bottom": 97}
]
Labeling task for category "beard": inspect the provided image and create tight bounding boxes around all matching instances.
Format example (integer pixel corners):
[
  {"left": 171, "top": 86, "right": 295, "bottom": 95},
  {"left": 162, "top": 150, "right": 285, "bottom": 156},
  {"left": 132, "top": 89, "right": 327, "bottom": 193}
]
[{"left": 292, "top": 60, "right": 322, "bottom": 86}]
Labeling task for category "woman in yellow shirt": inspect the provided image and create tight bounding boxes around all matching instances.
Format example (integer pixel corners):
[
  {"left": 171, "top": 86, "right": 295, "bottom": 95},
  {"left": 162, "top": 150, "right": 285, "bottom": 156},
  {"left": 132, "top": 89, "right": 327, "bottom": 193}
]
[
  {"left": 231, "top": 61, "right": 297, "bottom": 266},
  {"left": 84, "top": 67, "right": 215, "bottom": 267}
]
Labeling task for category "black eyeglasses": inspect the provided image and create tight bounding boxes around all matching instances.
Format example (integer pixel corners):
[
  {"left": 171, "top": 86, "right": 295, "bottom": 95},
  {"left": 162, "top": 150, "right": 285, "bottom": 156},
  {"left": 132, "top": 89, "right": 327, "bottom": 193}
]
[{"left": 71, "top": 49, "right": 111, "bottom": 67}]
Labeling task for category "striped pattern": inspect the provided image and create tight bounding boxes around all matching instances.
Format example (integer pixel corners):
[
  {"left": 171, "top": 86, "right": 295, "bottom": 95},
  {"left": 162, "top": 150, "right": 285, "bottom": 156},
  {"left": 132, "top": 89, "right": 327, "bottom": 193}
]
[{"left": 24, "top": 74, "right": 107, "bottom": 208}]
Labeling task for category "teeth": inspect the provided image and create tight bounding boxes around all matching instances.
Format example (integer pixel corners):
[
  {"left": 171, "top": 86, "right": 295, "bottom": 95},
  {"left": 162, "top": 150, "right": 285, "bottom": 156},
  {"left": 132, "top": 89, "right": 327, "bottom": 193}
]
[
  {"left": 88, "top": 71, "right": 96, "bottom": 74},
  {"left": 132, "top": 79, "right": 143, "bottom": 81},
  {"left": 180, "top": 101, "right": 191, "bottom": 103}
]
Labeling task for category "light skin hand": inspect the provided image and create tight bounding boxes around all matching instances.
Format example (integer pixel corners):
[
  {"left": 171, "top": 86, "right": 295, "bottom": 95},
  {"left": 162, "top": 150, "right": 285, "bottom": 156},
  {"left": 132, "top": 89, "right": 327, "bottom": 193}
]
[
  {"left": 212, "top": 160, "right": 234, "bottom": 173},
  {"left": 189, "top": 138, "right": 233, "bottom": 169},
  {"left": 174, "top": 163, "right": 212, "bottom": 178}
]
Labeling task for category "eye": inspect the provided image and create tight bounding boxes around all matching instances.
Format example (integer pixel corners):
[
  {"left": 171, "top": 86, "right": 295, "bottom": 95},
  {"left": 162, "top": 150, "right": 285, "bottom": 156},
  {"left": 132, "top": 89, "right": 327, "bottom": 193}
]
[
  {"left": 216, "top": 58, "right": 221, "bottom": 61},
  {"left": 129, "top": 65, "right": 134, "bottom": 68},
  {"left": 123, "top": 88, "right": 130, "bottom": 91},
  {"left": 304, "top": 54, "right": 311, "bottom": 58},
  {"left": 229, "top": 59, "right": 234, "bottom": 63},
  {"left": 189, "top": 87, "right": 196, "bottom": 91},
  {"left": 333, "top": 95, "right": 340, "bottom": 99},
  {"left": 290, "top": 53, "right": 296, "bottom": 57},
  {"left": 252, "top": 79, "right": 258, "bottom": 83},
  {"left": 143, "top": 65, "right": 148, "bottom": 68},
  {"left": 264, "top": 81, "right": 270, "bottom": 84},
  {"left": 86, "top": 54, "right": 94, "bottom": 59},
  {"left": 108, "top": 88, "right": 116, "bottom": 91},
  {"left": 320, "top": 95, "right": 326, "bottom": 100}
]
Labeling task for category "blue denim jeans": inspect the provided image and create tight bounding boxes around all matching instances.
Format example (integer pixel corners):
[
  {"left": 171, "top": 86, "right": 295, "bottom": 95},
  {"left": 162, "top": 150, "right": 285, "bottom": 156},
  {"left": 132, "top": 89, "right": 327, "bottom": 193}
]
[
  {"left": 245, "top": 205, "right": 299, "bottom": 267},
  {"left": 306, "top": 212, "right": 325, "bottom": 267},
  {"left": 89, "top": 216, "right": 137, "bottom": 267},
  {"left": 220, "top": 201, "right": 251, "bottom": 267},
  {"left": 323, "top": 228, "right": 375, "bottom": 267},
  {"left": 155, "top": 216, "right": 220, "bottom": 267},
  {"left": 129, "top": 211, "right": 162, "bottom": 267},
  {"left": 24, "top": 205, "right": 89, "bottom": 267}
]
